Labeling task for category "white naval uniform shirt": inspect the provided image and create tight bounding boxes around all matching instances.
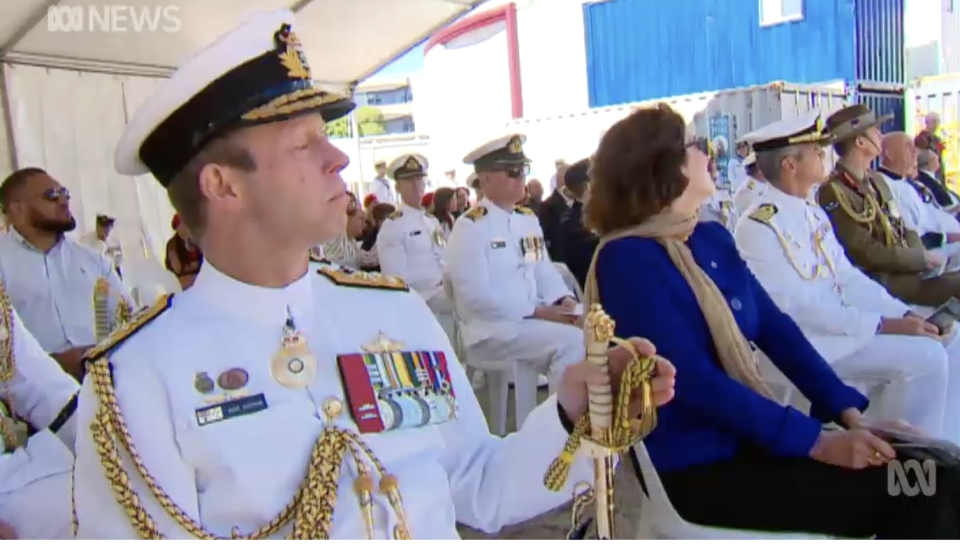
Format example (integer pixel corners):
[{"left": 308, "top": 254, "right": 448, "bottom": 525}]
[
  {"left": 733, "top": 177, "right": 767, "bottom": 218},
  {"left": 0, "top": 302, "right": 80, "bottom": 539},
  {"left": 370, "top": 176, "right": 396, "bottom": 205},
  {"left": 734, "top": 184, "right": 910, "bottom": 363},
  {"left": 444, "top": 198, "right": 572, "bottom": 346},
  {"left": 73, "top": 262, "right": 591, "bottom": 539},
  {"left": 701, "top": 188, "right": 739, "bottom": 232},
  {"left": 726, "top": 156, "right": 748, "bottom": 192},
  {"left": 375, "top": 203, "right": 447, "bottom": 307},
  {"left": 880, "top": 171, "right": 960, "bottom": 236},
  {"left": 0, "top": 228, "right": 129, "bottom": 353}
]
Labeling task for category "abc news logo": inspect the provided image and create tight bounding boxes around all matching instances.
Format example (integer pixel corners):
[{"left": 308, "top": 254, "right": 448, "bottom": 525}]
[
  {"left": 46, "top": 5, "right": 181, "bottom": 33},
  {"left": 888, "top": 459, "right": 936, "bottom": 497}
]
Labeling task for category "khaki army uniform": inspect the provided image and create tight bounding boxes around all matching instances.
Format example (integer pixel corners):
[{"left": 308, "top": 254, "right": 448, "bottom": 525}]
[{"left": 817, "top": 163, "right": 960, "bottom": 306}]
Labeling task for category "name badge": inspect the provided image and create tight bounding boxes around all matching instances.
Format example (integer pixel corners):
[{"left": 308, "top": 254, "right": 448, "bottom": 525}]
[
  {"left": 490, "top": 239, "right": 506, "bottom": 249},
  {"left": 195, "top": 393, "right": 268, "bottom": 427},
  {"left": 409, "top": 230, "right": 422, "bottom": 237}
]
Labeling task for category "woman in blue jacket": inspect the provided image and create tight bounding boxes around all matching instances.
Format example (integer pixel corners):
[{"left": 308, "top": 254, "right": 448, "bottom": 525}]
[{"left": 583, "top": 103, "right": 960, "bottom": 537}]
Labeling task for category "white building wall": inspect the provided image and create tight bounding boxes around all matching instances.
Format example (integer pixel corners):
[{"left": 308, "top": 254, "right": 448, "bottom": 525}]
[
  {"left": 420, "top": 19, "right": 512, "bottom": 182},
  {"left": 516, "top": 0, "right": 589, "bottom": 119}
]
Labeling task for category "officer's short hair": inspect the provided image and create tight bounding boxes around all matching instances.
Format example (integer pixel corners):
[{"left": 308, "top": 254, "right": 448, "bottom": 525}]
[
  {"left": 0, "top": 167, "right": 48, "bottom": 214},
  {"left": 755, "top": 145, "right": 803, "bottom": 183},
  {"left": 166, "top": 133, "right": 256, "bottom": 238},
  {"left": 918, "top": 149, "right": 937, "bottom": 169}
]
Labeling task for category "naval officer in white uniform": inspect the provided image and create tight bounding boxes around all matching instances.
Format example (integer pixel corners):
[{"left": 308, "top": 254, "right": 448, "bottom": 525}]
[
  {"left": 734, "top": 112, "right": 957, "bottom": 440},
  {"left": 376, "top": 153, "right": 454, "bottom": 340},
  {"left": 732, "top": 152, "right": 767, "bottom": 215},
  {"left": 445, "top": 134, "right": 585, "bottom": 393},
  {"left": 72, "top": 10, "right": 676, "bottom": 539},
  {"left": 0, "top": 283, "right": 80, "bottom": 539}
]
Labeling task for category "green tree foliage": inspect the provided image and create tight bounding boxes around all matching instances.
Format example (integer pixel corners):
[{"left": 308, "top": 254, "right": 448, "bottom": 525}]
[{"left": 324, "top": 105, "right": 387, "bottom": 138}]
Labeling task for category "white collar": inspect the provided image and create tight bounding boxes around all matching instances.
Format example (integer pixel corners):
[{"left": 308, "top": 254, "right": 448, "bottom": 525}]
[
  {"left": 400, "top": 202, "right": 425, "bottom": 216},
  {"left": 765, "top": 183, "right": 814, "bottom": 212},
  {"left": 8, "top": 226, "right": 65, "bottom": 253},
  {"left": 480, "top": 196, "right": 513, "bottom": 216},
  {"left": 920, "top": 169, "right": 938, "bottom": 179},
  {"left": 189, "top": 260, "right": 316, "bottom": 327}
]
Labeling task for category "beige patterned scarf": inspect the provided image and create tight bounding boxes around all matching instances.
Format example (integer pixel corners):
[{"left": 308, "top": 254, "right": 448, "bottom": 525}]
[{"left": 583, "top": 211, "right": 776, "bottom": 400}]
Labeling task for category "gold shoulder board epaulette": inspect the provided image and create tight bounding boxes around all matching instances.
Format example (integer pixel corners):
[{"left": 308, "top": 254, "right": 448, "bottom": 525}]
[
  {"left": 316, "top": 263, "right": 409, "bottom": 292},
  {"left": 465, "top": 206, "right": 488, "bottom": 221},
  {"left": 514, "top": 206, "right": 535, "bottom": 216},
  {"left": 84, "top": 294, "right": 173, "bottom": 362},
  {"left": 748, "top": 203, "right": 778, "bottom": 225},
  {"left": 388, "top": 210, "right": 403, "bottom": 220}
]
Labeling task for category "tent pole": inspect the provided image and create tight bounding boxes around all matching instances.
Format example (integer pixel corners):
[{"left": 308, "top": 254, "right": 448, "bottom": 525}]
[{"left": 0, "top": 64, "right": 20, "bottom": 172}]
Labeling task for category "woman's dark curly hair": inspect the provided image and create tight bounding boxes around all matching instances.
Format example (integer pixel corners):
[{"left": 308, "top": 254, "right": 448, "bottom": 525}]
[{"left": 585, "top": 103, "right": 693, "bottom": 235}]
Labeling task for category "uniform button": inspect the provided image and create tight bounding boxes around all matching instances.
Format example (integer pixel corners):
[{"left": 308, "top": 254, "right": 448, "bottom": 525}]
[
  {"left": 730, "top": 298, "right": 742, "bottom": 311},
  {"left": 710, "top": 261, "right": 718, "bottom": 269}
]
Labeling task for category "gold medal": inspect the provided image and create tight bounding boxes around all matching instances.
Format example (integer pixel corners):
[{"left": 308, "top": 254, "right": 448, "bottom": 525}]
[{"left": 271, "top": 313, "right": 317, "bottom": 389}]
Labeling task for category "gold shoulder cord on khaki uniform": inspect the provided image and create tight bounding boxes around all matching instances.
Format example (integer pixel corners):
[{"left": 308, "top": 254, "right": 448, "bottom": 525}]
[
  {"left": 825, "top": 182, "right": 898, "bottom": 247},
  {"left": 82, "top": 297, "right": 413, "bottom": 539}
]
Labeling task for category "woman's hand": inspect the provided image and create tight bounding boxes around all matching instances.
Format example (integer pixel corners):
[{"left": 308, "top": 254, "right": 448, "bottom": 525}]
[{"left": 809, "top": 429, "right": 896, "bottom": 469}]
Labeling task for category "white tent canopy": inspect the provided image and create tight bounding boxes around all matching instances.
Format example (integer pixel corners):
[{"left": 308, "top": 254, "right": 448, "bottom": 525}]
[
  {"left": 0, "top": 0, "right": 483, "bottom": 86},
  {"left": 0, "top": 0, "right": 482, "bottom": 262}
]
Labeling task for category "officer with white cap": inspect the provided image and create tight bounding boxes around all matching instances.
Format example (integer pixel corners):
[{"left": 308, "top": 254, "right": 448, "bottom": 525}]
[
  {"left": 445, "top": 134, "right": 584, "bottom": 395},
  {"left": 0, "top": 285, "right": 80, "bottom": 539},
  {"left": 734, "top": 110, "right": 958, "bottom": 441},
  {"left": 72, "top": 10, "right": 676, "bottom": 539},
  {"left": 376, "top": 154, "right": 454, "bottom": 340},
  {"left": 732, "top": 152, "right": 768, "bottom": 215}
]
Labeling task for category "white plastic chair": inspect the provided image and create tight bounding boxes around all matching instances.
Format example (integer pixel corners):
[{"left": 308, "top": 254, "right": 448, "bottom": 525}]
[
  {"left": 121, "top": 255, "right": 182, "bottom": 308},
  {"left": 630, "top": 442, "right": 832, "bottom": 539},
  {"left": 443, "top": 276, "right": 538, "bottom": 435},
  {"left": 552, "top": 261, "right": 584, "bottom": 301}
]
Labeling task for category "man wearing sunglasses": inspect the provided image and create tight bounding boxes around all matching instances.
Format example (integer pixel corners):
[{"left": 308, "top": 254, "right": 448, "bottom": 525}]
[
  {"left": 0, "top": 168, "right": 128, "bottom": 381},
  {"left": 445, "top": 134, "right": 584, "bottom": 399}
]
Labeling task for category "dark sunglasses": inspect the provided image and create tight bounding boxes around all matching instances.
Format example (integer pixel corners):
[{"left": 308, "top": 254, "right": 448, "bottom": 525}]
[
  {"left": 685, "top": 137, "right": 710, "bottom": 155},
  {"left": 23, "top": 187, "right": 71, "bottom": 202},
  {"left": 492, "top": 163, "right": 530, "bottom": 179}
]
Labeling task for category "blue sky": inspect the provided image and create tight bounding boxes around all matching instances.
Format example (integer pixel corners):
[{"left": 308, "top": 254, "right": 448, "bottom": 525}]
[{"left": 371, "top": 42, "right": 426, "bottom": 79}]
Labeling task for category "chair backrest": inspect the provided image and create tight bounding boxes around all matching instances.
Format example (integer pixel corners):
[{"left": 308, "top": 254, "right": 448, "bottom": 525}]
[
  {"left": 629, "top": 442, "right": 689, "bottom": 532},
  {"left": 441, "top": 274, "right": 466, "bottom": 362},
  {"left": 552, "top": 261, "right": 584, "bottom": 301}
]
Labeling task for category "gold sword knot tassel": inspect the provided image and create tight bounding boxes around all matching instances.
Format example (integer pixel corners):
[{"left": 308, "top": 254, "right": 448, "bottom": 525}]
[{"left": 542, "top": 304, "right": 659, "bottom": 539}]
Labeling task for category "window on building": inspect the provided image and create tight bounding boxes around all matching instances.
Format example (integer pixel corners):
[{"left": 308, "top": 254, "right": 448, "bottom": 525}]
[
  {"left": 367, "top": 93, "right": 382, "bottom": 105},
  {"left": 759, "top": 0, "right": 804, "bottom": 26}
]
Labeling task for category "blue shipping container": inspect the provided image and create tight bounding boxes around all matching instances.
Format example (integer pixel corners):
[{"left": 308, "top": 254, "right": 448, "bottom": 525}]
[{"left": 584, "top": 0, "right": 904, "bottom": 107}]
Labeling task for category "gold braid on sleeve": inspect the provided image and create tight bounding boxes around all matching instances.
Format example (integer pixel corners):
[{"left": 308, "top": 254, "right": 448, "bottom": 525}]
[{"left": 85, "top": 357, "right": 413, "bottom": 539}]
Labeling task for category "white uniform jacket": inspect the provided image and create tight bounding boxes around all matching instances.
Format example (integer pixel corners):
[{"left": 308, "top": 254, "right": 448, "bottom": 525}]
[
  {"left": 0, "top": 292, "right": 80, "bottom": 539},
  {"left": 734, "top": 184, "right": 910, "bottom": 363},
  {"left": 74, "top": 260, "right": 590, "bottom": 539},
  {"left": 443, "top": 198, "right": 572, "bottom": 346},
  {"left": 376, "top": 203, "right": 447, "bottom": 309}
]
